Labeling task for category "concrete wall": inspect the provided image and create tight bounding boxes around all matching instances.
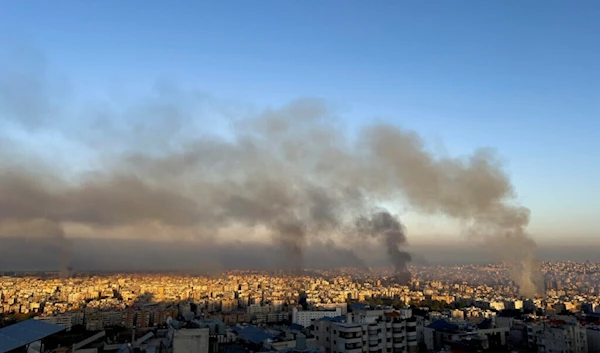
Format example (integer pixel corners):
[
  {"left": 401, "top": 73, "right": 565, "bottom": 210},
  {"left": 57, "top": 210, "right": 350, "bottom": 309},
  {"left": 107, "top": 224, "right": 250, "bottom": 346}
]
[{"left": 173, "top": 328, "right": 210, "bottom": 353}]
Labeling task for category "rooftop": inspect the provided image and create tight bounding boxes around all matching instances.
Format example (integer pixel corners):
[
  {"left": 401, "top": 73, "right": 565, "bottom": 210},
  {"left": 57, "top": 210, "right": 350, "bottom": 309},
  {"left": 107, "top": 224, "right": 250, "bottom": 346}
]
[
  {"left": 426, "top": 319, "right": 459, "bottom": 332},
  {"left": 0, "top": 319, "right": 66, "bottom": 353}
]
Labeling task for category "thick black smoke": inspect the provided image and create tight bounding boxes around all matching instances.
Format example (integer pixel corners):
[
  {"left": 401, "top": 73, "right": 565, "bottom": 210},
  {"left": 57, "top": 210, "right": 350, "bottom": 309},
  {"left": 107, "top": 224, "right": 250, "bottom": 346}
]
[{"left": 357, "top": 211, "right": 411, "bottom": 282}]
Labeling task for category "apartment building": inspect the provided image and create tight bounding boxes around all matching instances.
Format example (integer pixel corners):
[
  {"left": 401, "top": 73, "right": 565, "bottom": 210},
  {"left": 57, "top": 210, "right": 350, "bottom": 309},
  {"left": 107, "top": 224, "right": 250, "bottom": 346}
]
[
  {"left": 35, "top": 313, "right": 82, "bottom": 330},
  {"left": 293, "top": 306, "right": 343, "bottom": 328},
  {"left": 528, "top": 320, "right": 588, "bottom": 353},
  {"left": 313, "top": 308, "right": 417, "bottom": 353}
]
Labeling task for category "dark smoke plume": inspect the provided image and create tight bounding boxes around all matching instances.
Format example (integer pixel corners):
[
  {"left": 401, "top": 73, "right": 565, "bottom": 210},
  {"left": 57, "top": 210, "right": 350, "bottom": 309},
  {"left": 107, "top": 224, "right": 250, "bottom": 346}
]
[
  {"left": 357, "top": 210, "right": 411, "bottom": 282},
  {"left": 320, "top": 239, "right": 369, "bottom": 270},
  {"left": 0, "top": 218, "right": 72, "bottom": 277},
  {"left": 0, "top": 51, "right": 541, "bottom": 292}
]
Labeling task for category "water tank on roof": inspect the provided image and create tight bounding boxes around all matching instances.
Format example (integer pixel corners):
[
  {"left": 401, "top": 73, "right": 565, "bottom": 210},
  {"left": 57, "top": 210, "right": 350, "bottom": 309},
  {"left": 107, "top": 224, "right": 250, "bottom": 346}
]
[{"left": 295, "top": 333, "right": 307, "bottom": 351}]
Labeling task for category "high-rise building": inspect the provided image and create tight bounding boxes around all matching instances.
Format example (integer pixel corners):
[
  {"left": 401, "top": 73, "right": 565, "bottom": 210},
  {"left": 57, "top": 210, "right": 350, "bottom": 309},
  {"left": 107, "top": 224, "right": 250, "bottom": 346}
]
[{"left": 313, "top": 308, "right": 417, "bottom": 353}]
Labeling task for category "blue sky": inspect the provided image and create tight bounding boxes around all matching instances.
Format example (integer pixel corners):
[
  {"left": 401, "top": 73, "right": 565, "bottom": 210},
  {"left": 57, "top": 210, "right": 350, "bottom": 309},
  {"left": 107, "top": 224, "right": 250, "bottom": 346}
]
[{"left": 1, "top": 1, "right": 599, "bottom": 241}]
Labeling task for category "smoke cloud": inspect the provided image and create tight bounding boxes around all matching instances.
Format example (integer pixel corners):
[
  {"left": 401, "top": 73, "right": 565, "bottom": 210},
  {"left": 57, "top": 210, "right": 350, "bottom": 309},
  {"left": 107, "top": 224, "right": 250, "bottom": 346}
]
[
  {"left": 357, "top": 210, "right": 411, "bottom": 282},
  {"left": 0, "top": 218, "right": 72, "bottom": 278},
  {"left": 0, "top": 51, "right": 540, "bottom": 293}
]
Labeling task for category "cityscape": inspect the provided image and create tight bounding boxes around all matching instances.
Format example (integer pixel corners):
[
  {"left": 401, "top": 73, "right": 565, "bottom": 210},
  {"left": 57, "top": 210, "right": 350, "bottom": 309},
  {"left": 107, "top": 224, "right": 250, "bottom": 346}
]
[
  {"left": 1, "top": 1, "right": 598, "bottom": 353},
  {"left": 2, "top": 262, "right": 600, "bottom": 352}
]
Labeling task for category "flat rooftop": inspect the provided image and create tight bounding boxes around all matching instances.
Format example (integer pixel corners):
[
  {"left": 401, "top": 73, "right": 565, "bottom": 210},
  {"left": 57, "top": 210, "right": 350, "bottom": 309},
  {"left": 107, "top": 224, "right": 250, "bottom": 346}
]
[{"left": 0, "top": 319, "right": 66, "bottom": 353}]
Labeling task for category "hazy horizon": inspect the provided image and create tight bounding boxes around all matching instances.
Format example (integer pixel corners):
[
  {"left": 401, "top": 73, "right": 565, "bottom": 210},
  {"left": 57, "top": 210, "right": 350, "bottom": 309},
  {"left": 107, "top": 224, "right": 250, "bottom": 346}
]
[
  {"left": 1, "top": 236, "right": 598, "bottom": 273},
  {"left": 0, "top": 2, "right": 598, "bottom": 282}
]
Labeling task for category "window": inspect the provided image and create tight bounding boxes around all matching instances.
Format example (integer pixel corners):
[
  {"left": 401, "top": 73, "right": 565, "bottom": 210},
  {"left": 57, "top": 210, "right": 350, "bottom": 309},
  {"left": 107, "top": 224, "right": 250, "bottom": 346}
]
[{"left": 340, "top": 332, "right": 361, "bottom": 339}]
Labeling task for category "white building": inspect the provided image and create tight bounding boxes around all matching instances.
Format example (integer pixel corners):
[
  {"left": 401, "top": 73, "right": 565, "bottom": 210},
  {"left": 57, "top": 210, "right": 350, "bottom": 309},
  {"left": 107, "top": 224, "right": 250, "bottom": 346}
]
[
  {"left": 528, "top": 321, "right": 588, "bottom": 353},
  {"left": 317, "top": 303, "right": 348, "bottom": 315},
  {"left": 293, "top": 307, "right": 343, "bottom": 328},
  {"left": 313, "top": 308, "right": 417, "bottom": 353},
  {"left": 489, "top": 301, "right": 505, "bottom": 311},
  {"left": 450, "top": 310, "right": 464, "bottom": 320},
  {"left": 35, "top": 313, "right": 82, "bottom": 330}
]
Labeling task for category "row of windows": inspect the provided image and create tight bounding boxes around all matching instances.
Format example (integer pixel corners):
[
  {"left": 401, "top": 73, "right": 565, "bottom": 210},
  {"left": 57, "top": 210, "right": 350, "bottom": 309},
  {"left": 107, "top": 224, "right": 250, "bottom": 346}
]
[
  {"left": 318, "top": 336, "right": 407, "bottom": 345},
  {"left": 339, "top": 331, "right": 361, "bottom": 339},
  {"left": 325, "top": 344, "right": 405, "bottom": 353},
  {"left": 325, "top": 347, "right": 403, "bottom": 353}
]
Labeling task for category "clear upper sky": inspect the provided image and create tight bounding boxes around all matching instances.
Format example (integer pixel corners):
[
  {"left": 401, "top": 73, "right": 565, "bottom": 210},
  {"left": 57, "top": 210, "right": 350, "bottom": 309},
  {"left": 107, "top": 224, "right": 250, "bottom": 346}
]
[{"left": 1, "top": 1, "right": 598, "bottom": 241}]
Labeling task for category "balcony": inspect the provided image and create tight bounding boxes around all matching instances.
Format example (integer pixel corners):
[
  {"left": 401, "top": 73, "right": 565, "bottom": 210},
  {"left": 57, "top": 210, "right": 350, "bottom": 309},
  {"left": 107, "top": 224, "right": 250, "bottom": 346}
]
[
  {"left": 339, "top": 331, "right": 362, "bottom": 339},
  {"left": 369, "top": 345, "right": 379, "bottom": 352},
  {"left": 340, "top": 326, "right": 363, "bottom": 334},
  {"left": 344, "top": 347, "right": 362, "bottom": 353},
  {"left": 342, "top": 337, "right": 362, "bottom": 344},
  {"left": 345, "top": 343, "right": 363, "bottom": 353},
  {"left": 392, "top": 332, "right": 404, "bottom": 339},
  {"left": 393, "top": 342, "right": 405, "bottom": 349}
]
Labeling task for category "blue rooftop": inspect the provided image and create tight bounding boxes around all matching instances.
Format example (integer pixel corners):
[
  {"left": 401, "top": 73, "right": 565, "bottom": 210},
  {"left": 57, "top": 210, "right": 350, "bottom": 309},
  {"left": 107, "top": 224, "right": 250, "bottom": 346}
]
[
  {"left": 317, "top": 316, "right": 346, "bottom": 323},
  {"left": 288, "top": 323, "right": 304, "bottom": 331},
  {"left": 350, "top": 303, "right": 368, "bottom": 310},
  {"left": 0, "top": 319, "right": 66, "bottom": 353},
  {"left": 237, "top": 325, "right": 273, "bottom": 344},
  {"left": 426, "top": 319, "right": 458, "bottom": 332}
]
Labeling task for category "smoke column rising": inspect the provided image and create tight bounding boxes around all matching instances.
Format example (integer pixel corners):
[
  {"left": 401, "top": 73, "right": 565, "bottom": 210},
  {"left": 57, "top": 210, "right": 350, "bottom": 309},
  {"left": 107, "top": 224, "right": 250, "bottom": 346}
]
[
  {"left": 0, "top": 52, "right": 541, "bottom": 292},
  {"left": 357, "top": 210, "right": 411, "bottom": 282}
]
